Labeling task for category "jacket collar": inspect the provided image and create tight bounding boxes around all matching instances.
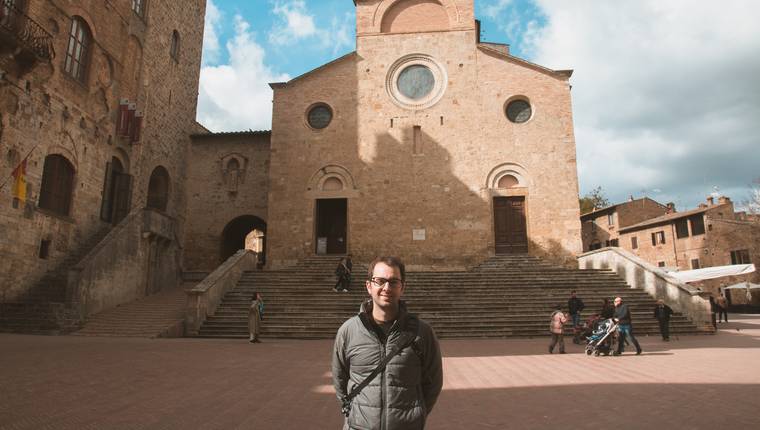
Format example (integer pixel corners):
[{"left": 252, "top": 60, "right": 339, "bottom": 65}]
[{"left": 358, "top": 299, "right": 410, "bottom": 331}]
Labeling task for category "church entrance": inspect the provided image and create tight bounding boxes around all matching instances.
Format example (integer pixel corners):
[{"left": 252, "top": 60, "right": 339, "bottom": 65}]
[
  {"left": 221, "top": 215, "right": 267, "bottom": 264},
  {"left": 493, "top": 196, "right": 528, "bottom": 254},
  {"left": 315, "top": 198, "right": 347, "bottom": 255}
]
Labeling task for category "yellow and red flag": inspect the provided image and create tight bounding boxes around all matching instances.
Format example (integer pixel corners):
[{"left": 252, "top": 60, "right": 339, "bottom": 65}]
[{"left": 11, "top": 158, "right": 27, "bottom": 201}]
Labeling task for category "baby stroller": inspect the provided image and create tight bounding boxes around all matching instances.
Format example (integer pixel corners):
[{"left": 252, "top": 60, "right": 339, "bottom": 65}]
[
  {"left": 585, "top": 318, "right": 618, "bottom": 356},
  {"left": 573, "top": 314, "right": 601, "bottom": 344}
]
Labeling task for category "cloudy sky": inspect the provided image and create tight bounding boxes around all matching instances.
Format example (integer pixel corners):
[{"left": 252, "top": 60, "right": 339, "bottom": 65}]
[{"left": 197, "top": 0, "right": 760, "bottom": 211}]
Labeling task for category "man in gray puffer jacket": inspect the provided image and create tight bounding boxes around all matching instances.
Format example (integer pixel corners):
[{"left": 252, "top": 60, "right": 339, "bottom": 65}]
[{"left": 332, "top": 256, "right": 443, "bottom": 430}]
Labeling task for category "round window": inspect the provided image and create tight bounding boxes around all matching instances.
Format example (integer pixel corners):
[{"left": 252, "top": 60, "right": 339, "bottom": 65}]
[
  {"left": 506, "top": 99, "right": 532, "bottom": 123},
  {"left": 397, "top": 65, "right": 435, "bottom": 100},
  {"left": 307, "top": 104, "right": 333, "bottom": 129}
]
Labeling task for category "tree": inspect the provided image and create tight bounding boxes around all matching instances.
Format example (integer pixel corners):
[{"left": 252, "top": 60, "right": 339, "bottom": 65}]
[
  {"left": 741, "top": 178, "right": 760, "bottom": 214},
  {"left": 579, "top": 186, "right": 610, "bottom": 215}
]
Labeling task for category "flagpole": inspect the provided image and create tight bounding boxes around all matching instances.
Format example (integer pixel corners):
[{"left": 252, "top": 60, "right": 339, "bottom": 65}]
[{"left": 0, "top": 143, "right": 39, "bottom": 193}]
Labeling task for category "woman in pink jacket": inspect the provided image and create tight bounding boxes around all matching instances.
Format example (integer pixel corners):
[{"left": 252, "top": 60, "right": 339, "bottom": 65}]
[{"left": 549, "top": 305, "right": 568, "bottom": 354}]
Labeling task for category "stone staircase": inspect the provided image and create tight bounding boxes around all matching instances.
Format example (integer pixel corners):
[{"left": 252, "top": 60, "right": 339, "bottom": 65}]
[
  {"left": 72, "top": 286, "right": 188, "bottom": 338},
  {"left": 196, "top": 255, "right": 709, "bottom": 339},
  {"left": 0, "top": 228, "right": 110, "bottom": 335}
]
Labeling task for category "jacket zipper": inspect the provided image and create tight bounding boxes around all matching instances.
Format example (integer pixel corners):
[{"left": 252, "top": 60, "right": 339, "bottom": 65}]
[{"left": 380, "top": 341, "right": 386, "bottom": 430}]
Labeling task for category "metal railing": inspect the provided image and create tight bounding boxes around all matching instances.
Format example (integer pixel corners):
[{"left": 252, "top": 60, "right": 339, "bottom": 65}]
[{"left": 1, "top": 0, "right": 55, "bottom": 61}]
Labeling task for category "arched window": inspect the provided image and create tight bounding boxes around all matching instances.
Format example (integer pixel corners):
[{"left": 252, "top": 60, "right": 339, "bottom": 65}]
[
  {"left": 131, "top": 0, "right": 146, "bottom": 18},
  {"left": 146, "top": 166, "right": 170, "bottom": 211},
  {"left": 64, "top": 16, "right": 92, "bottom": 83},
  {"left": 39, "top": 154, "right": 75, "bottom": 216},
  {"left": 170, "top": 30, "right": 180, "bottom": 61}
]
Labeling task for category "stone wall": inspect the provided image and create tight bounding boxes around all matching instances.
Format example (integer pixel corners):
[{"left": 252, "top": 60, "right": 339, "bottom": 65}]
[
  {"left": 184, "top": 132, "right": 271, "bottom": 271},
  {"left": 578, "top": 247, "right": 711, "bottom": 327},
  {"left": 266, "top": 0, "right": 581, "bottom": 270},
  {"left": 0, "top": 0, "right": 205, "bottom": 302}
]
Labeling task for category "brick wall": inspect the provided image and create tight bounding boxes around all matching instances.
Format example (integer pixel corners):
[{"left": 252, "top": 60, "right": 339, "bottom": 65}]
[
  {"left": 266, "top": 0, "right": 581, "bottom": 269},
  {"left": 184, "top": 132, "right": 271, "bottom": 271},
  {"left": 0, "top": 0, "right": 205, "bottom": 301}
]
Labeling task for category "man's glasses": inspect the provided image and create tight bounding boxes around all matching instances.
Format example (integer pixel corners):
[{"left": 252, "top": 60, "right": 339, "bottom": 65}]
[{"left": 369, "top": 277, "right": 404, "bottom": 288}]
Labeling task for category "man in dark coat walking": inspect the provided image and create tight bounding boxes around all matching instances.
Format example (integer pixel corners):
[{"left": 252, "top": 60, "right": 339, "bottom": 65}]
[
  {"left": 613, "top": 296, "right": 642, "bottom": 355},
  {"left": 653, "top": 299, "right": 673, "bottom": 341}
]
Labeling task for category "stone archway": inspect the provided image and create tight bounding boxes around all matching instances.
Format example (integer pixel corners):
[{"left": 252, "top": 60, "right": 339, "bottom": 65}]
[{"left": 220, "top": 215, "right": 267, "bottom": 264}]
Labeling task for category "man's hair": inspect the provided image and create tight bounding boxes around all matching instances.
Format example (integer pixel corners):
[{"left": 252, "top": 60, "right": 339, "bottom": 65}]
[
  {"left": 571, "top": 290, "right": 576, "bottom": 294},
  {"left": 367, "top": 256, "right": 406, "bottom": 281}
]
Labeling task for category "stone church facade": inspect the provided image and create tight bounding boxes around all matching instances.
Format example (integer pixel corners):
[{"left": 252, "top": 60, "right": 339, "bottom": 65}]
[
  {"left": 265, "top": 0, "right": 582, "bottom": 270},
  {"left": 1, "top": 0, "right": 205, "bottom": 315},
  {"left": 2, "top": 0, "right": 583, "bottom": 329}
]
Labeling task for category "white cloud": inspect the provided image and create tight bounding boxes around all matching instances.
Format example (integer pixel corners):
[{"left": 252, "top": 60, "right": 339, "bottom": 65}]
[
  {"left": 482, "top": 0, "right": 513, "bottom": 20},
  {"left": 201, "top": 0, "right": 221, "bottom": 66},
  {"left": 268, "top": 0, "right": 353, "bottom": 55},
  {"left": 269, "top": 0, "right": 318, "bottom": 45},
  {"left": 528, "top": 0, "right": 760, "bottom": 208},
  {"left": 197, "top": 15, "right": 290, "bottom": 132}
]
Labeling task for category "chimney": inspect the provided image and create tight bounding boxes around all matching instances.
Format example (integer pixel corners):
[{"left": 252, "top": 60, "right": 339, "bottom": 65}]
[
  {"left": 698, "top": 203, "right": 708, "bottom": 209},
  {"left": 666, "top": 202, "right": 675, "bottom": 213},
  {"left": 629, "top": 195, "right": 634, "bottom": 202},
  {"left": 706, "top": 196, "right": 715, "bottom": 206},
  {"left": 718, "top": 196, "right": 731, "bottom": 205}
]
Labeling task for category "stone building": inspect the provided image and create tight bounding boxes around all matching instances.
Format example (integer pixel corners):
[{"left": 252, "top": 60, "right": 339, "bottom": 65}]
[
  {"left": 265, "top": 0, "right": 582, "bottom": 270},
  {"left": 583, "top": 195, "right": 760, "bottom": 304},
  {"left": 0, "top": 0, "right": 205, "bottom": 319},
  {"left": 184, "top": 130, "right": 270, "bottom": 272},
  {"left": 580, "top": 197, "right": 670, "bottom": 252}
]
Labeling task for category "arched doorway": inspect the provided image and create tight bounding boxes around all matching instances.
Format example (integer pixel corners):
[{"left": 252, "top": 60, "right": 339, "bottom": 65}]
[
  {"left": 221, "top": 215, "right": 267, "bottom": 264},
  {"left": 146, "top": 166, "right": 170, "bottom": 211}
]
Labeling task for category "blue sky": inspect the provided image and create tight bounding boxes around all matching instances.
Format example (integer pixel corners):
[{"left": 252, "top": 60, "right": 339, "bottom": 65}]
[
  {"left": 197, "top": 0, "right": 760, "bottom": 211},
  {"left": 200, "top": 0, "right": 545, "bottom": 77}
]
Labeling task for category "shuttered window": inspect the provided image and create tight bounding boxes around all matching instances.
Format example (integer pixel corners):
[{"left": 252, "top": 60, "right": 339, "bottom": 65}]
[
  {"left": 39, "top": 154, "right": 75, "bottom": 216},
  {"left": 63, "top": 17, "right": 91, "bottom": 84},
  {"left": 689, "top": 215, "right": 706, "bottom": 236},
  {"left": 675, "top": 218, "right": 689, "bottom": 238}
]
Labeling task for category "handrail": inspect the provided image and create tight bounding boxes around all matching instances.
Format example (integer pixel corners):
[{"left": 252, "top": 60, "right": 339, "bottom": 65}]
[{"left": 1, "top": 0, "right": 55, "bottom": 61}]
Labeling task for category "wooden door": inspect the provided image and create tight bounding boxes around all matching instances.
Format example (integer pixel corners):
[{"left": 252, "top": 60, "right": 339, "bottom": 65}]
[
  {"left": 493, "top": 196, "right": 528, "bottom": 254},
  {"left": 315, "top": 198, "right": 347, "bottom": 254}
]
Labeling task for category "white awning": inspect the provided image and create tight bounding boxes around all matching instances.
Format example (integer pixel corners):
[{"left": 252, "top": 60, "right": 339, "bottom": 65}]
[
  {"left": 667, "top": 264, "right": 756, "bottom": 283},
  {"left": 724, "top": 282, "right": 760, "bottom": 290}
]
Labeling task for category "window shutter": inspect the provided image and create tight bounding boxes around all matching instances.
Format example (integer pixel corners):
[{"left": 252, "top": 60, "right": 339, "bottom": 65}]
[
  {"left": 100, "top": 161, "right": 114, "bottom": 222},
  {"left": 112, "top": 173, "right": 133, "bottom": 224}
]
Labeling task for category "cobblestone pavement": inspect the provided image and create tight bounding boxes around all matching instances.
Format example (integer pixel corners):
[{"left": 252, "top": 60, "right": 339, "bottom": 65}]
[{"left": 1, "top": 315, "right": 759, "bottom": 430}]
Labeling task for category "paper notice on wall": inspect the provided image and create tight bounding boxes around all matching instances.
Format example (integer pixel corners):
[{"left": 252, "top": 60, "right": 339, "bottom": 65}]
[
  {"left": 412, "top": 229, "right": 426, "bottom": 241},
  {"left": 317, "top": 237, "right": 328, "bottom": 254}
]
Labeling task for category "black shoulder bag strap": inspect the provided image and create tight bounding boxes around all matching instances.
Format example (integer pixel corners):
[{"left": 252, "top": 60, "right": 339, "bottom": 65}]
[{"left": 341, "top": 320, "right": 420, "bottom": 417}]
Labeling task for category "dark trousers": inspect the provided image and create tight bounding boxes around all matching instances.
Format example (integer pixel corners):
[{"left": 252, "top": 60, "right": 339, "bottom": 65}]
[
  {"left": 711, "top": 312, "right": 717, "bottom": 329},
  {"left": 717, "top": 307, "right": 728, "bottom": 322},
  {"left": 657, "top": 319, "right": 670, "bottom": 340},
  {"left": 334, "top": 276, "right": 350, "bottom": 291},
  {"left": 549, "top": 333, "right": 565, "bottom": 353},
  {"left": 616, "top": 324, "right": 642, "bottom": 354}
]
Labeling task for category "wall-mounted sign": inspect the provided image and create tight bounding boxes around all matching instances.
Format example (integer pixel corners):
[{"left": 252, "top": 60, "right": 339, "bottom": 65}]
[{"left": 412, "top": 229, "right": 426, "bottom": 241}]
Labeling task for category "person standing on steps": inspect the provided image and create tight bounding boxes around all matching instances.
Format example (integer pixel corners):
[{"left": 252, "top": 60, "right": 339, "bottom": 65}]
[
  {"left": 333, "top": 254, "right": 353, "bottom": 292},
  {"left": 613, "top": 296, "right": 642, "bottom": 355},
  {"left": 248, "top": 292, "right": 264, "bottom": 343},
  {"left": 653, "top": 299, "right": 673, "bottom": 341},
  {"left": 332, "top": 256, "right": 443, "bottom": 430},
  {"left": 568, "top": 290, "right": 585, "bottom": 329},
  {"left": 549, "top": 304, "right": 567, "bottom": 354},
  {"left": 600, "top": 298, "right": 615, "bottom": 319}
]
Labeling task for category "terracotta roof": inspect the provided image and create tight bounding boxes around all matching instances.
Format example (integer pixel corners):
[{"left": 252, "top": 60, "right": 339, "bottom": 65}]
[
  {"left": 477, "top": 44, "right": 573, "bottom": 78},
  {"left": 580, "top": 197, "right": 666, "bottom": 219},
  {"left": 270, "top": 52, "right": 357, "bottom": 88},
  {"left": 618, "top": 206, "right": 717, "bottom": 232}
]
